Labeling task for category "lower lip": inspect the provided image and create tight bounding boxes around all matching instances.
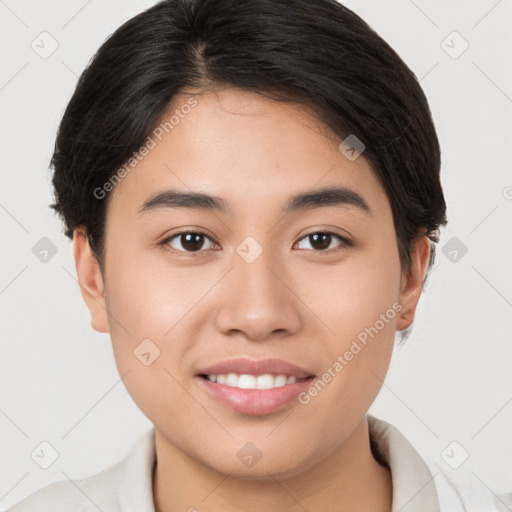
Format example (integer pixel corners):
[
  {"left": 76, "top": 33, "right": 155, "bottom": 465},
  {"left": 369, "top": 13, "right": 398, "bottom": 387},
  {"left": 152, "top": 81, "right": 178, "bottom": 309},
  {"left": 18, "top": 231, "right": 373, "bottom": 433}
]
[{"left": 195, "top": 376, "right": 314, "bottom": 415}]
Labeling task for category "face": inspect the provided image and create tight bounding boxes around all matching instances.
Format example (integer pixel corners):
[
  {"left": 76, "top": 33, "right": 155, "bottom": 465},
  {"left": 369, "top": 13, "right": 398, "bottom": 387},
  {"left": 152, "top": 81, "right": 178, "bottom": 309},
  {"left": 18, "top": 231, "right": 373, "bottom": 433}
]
[{"left": 75, "top": 87, "right": 428, "bottom": 479}]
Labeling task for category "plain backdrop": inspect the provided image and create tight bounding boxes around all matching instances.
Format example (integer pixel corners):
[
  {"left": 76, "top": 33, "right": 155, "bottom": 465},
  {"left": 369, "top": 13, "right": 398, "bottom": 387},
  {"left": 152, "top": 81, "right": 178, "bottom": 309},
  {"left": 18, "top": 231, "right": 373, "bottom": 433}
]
[{"left": 1, "top": 0, "right": 511, "bottom": 509}]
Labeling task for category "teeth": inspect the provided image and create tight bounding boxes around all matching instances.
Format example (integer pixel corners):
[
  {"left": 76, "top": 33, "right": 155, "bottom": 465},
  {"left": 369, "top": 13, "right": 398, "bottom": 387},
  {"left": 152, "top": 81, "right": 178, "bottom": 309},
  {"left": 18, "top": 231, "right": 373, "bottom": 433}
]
[
  {"left": 204, "top": 373, "right": 300, "bottom": 390},
  {"left": 275, "top": 375, "right": 288, "bottom": 387},
  {"left": 238, "top": 374, "right": 256, "bottom": 389}
]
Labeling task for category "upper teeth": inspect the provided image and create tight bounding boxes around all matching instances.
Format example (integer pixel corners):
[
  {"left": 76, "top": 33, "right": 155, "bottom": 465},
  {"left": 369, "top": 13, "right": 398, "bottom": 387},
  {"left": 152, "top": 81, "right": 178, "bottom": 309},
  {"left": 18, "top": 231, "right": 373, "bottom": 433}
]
[{"left": 206, "top": 373, "right": 297, "bottom": 390}]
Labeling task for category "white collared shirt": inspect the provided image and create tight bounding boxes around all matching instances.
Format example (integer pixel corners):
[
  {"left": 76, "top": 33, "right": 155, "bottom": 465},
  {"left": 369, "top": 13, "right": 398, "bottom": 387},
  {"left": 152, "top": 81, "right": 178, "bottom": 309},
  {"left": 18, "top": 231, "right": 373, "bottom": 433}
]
[{"left": 7, "top": 415, "right": 511, "bottom": 511}]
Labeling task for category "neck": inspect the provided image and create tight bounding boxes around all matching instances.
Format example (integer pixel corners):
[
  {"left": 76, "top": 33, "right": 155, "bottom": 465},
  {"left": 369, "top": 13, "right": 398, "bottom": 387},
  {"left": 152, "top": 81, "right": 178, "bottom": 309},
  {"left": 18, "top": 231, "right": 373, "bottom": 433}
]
[{"left": 152, "top": 416, "right": 392, "bottom": 512}]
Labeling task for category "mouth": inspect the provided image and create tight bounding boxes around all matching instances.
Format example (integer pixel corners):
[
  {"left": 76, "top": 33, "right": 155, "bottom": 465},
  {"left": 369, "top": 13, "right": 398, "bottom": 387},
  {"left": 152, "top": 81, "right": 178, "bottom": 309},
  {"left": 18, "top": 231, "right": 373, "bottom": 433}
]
[
  {"left": 195, "top": 358, "right": 316, "bottom": 415},
  {"left": 197, "top": 372, "right": 311, "bottom": 390}
]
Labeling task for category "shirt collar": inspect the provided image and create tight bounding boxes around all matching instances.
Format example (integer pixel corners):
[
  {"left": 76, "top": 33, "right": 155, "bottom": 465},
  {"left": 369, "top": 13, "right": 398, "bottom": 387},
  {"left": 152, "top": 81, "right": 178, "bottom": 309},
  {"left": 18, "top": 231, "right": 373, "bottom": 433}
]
[
  {"left": 116, "top": 415, "right": 440, "bottom": 512},
  {"left": 117, "top": 426, "right": 156, "bottom": 512},
  {"left": 368, "top": 414, "right": 440, "bottom": 512}
]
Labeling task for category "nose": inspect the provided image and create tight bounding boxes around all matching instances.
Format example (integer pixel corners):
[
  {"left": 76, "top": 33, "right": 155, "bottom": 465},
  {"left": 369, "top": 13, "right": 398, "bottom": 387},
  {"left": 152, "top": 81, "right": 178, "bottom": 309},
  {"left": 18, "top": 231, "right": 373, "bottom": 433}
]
[{"left": 214, "top": 248, "right": 303, "bottom": 342}]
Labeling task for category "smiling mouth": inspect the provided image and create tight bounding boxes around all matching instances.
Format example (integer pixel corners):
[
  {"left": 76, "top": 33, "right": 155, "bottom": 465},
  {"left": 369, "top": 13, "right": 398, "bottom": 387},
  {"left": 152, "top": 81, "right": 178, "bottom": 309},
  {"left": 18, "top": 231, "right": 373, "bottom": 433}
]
[{"left": 198, "top": 373, "right": 314, "bottom": 390}]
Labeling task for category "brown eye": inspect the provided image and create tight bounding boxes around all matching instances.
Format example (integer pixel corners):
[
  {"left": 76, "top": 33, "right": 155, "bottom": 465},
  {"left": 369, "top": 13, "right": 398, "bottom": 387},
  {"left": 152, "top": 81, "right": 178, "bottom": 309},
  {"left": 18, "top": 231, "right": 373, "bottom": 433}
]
[
  {"left": 295, "top": 231, "right": 349, "bottom": 252},
  {"left": 163, "top": 232, "right": 217, "bottom": 253}
]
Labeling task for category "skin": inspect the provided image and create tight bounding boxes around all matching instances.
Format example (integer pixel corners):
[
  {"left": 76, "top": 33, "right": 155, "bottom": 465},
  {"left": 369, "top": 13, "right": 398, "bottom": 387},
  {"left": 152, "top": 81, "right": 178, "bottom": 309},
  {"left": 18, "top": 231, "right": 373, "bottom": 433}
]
[{"left": 73, "top": 87, "right": 430, "bottom": 512}]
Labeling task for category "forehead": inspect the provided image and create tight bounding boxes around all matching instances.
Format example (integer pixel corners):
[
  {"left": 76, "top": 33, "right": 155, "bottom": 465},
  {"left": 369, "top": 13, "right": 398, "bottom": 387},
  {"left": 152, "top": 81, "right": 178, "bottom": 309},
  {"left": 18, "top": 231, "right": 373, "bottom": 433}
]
[{"left": 107, "top": 87, "right": 388, "bottom": 219}]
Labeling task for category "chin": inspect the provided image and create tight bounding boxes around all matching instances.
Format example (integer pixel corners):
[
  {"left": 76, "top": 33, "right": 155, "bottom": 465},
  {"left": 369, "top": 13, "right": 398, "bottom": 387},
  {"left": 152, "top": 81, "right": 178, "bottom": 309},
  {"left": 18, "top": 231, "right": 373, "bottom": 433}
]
[{"left": 198, "top": 450, "right": 316, "bottom": 481}]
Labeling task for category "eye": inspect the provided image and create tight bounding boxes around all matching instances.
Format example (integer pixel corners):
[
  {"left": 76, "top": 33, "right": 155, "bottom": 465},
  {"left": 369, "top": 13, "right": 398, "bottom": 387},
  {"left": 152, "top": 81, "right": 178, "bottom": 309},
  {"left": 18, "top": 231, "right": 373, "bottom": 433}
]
[
  {"left": 161, "top": 231, "right": 218, "bottom": 254},
  {"left": 294, "top": 231, "right": 350, "bottom": 252},
  {"left": 161, "top": 229, "right": 350, "bottom": 256}
]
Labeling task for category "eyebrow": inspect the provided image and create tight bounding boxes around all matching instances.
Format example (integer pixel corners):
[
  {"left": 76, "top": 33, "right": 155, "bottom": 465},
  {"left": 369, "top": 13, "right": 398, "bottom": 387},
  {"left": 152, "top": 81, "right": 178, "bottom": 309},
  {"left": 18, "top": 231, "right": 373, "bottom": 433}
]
[{"left": 137, "top": 186, "right": 370, "bottom": 216}]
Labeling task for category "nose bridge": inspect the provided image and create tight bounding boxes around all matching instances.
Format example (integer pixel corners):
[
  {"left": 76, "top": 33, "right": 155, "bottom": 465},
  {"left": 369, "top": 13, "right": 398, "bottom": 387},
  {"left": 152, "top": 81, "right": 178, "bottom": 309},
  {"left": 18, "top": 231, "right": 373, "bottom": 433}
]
[
  {"left": 233, "top": 246, "right": 279, "bottom": 307},
  {"left": 214, "top": 239, "right": 302, "bottom": 340}
]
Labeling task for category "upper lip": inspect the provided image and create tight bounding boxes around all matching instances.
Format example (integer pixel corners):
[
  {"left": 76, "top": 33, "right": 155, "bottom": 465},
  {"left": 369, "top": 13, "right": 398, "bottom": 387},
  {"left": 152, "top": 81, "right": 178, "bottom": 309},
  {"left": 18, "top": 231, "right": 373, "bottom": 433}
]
[{"left": 196, "top": 358, "right": 315, "bottom": 379}]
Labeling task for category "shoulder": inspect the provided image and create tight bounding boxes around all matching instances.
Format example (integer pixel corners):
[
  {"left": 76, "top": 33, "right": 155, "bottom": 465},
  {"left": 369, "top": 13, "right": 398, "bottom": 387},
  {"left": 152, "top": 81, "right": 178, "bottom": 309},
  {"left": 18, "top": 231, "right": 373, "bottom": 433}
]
[
  {"left": 429, "top": 462, "right": 512, "bottom": 512},
  {"left": 367, "top": 415, "right": 511, "bottom": 512},
  {"left": 6, "top": 427, "right": 156, "bottom": 512},
  {"left": 6, "top": 460, "right": 125, "bottom": 512}
]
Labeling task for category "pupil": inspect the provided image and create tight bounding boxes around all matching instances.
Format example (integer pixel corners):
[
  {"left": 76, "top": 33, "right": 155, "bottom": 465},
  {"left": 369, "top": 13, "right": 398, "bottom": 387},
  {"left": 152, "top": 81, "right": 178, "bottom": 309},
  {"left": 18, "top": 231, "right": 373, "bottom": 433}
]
[
  {"left": 182, "top": 233, "right": 203, "bottom": 252},
  {"left": 311, "top": 233, "right": 330, "bottom": 250}
]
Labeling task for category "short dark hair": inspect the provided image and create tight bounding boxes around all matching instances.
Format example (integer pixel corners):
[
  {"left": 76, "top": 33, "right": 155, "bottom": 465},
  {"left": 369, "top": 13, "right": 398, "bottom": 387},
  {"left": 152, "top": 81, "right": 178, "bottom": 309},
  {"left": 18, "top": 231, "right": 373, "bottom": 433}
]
[{"left": 50, "top": 0, "right": 447, "bottom": 275}]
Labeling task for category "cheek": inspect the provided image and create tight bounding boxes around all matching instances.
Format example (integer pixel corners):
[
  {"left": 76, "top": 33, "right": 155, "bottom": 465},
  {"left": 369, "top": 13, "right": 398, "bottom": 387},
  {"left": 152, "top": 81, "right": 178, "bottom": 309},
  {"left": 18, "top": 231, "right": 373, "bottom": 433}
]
[
  {"left": 312, "top": 245, "right": 401, "bottom": 341},
  {"left": 102, "top": 247, "right": 218, "bottom": 406},
  {"left": 302, "top": 253, "right": 400, "bottom": 408},
  {"left": 105, "top": 246, "right": 212, "bottom": 339}
]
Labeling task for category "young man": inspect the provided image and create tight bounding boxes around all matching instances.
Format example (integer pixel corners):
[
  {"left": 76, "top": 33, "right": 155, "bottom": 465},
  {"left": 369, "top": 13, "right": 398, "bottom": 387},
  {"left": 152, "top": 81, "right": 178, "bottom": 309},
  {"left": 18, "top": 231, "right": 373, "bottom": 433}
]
[{"left": 8, "top": 0, "right": 511, "bottom": 511}]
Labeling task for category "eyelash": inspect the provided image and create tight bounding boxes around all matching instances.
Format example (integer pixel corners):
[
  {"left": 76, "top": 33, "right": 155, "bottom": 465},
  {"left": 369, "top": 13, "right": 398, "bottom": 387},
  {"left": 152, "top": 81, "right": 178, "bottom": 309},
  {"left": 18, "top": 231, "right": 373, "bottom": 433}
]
[{"left": 160, "top": 230, "right": 352, "bottom": 257}]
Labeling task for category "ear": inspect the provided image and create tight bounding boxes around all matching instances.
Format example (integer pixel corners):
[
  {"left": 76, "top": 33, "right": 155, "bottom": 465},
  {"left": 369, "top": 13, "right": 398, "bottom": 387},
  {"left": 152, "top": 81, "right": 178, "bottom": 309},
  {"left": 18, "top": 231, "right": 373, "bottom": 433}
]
[
  {"left": 73, "top": 227, "right": 110, "bottom": 333},
  {"left": 396, "top": 236, "right": 431, "bottom": 331}
]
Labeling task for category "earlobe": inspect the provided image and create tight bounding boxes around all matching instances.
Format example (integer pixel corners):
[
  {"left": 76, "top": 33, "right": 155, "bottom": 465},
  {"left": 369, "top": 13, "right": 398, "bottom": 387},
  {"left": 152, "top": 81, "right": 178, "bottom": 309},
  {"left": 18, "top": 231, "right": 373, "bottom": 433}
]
[
  {"left": 73, "top": 227, "right": 110, "bottom": 334},
  {"left": 396, "top": 236, "right": 431, "bottom": 331}
]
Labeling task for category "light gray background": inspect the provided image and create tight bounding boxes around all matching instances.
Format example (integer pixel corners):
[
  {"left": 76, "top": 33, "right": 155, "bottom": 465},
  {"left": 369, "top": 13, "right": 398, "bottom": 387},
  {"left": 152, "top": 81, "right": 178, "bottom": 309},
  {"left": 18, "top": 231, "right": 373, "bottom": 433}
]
[{"left": 1, "top": 0, "right": 511, "bottom": 509}]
